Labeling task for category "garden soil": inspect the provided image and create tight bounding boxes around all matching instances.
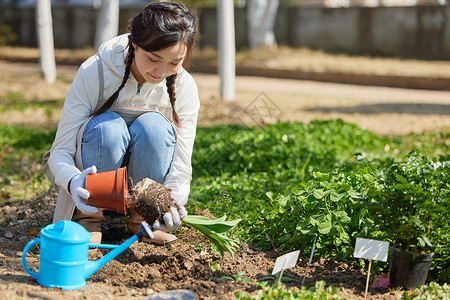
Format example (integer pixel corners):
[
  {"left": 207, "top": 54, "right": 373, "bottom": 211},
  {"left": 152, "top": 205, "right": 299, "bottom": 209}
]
[
  {"left": 1, "top": 59, "right": 449, "bottom": 299},
  {"left": 1, "top": 189, "right": 395, "bottom": 300}
]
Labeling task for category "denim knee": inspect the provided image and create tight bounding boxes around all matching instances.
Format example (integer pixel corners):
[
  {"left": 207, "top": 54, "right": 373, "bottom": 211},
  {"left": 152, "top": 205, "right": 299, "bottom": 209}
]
[
  {"left": 81, "top": 111, "right": 130, "bottom": 171},
  {"left": 129, "top": 112, "right": 175, "bottom": 144},
  {"left": 127, "top": 112, "right": 176, "bottom": 183}
]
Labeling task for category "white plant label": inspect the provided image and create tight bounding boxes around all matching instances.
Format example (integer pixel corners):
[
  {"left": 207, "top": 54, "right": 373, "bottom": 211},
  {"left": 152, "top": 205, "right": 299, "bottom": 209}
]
[
  {"left": 272, "top": 250, "right": 300, "bottom": 275},
  {"left": 354, "top": 238, "right": 389, "bottom": 262}
]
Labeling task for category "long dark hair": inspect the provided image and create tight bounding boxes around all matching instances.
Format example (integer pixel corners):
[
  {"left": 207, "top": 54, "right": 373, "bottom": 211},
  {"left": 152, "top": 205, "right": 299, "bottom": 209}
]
[{"left": 92, "top": 2, "right": 198, "bottom": 127}]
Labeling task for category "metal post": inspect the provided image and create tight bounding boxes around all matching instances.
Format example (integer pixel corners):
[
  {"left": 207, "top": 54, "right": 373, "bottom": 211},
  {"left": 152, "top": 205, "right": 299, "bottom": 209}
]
[
  {"left": 36, "top": 0, "right": 56, "bottom": 83},
  {"left": 217, "top": 0, "right": 235, "bottom": 101}
]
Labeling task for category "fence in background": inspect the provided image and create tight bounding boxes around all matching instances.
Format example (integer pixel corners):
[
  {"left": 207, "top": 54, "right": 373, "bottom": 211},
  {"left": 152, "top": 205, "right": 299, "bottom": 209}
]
[{"left": 1, "top": 4, "right": 449, "bottom": 60}]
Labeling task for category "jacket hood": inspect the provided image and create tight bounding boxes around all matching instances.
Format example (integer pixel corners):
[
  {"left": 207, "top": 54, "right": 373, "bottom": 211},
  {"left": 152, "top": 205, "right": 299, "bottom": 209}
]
[{"left": 97, "top": 34, "right": 130, "bottom": 79}]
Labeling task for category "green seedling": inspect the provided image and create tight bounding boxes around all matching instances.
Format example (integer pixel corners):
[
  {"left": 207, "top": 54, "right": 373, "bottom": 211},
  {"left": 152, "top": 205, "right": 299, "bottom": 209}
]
[
  {"left": 208, "top": 260, "right": 221, "bottom": 272},
  {"left": 220, "top": 271, "right": 251, "bottom": 282},
  {"left": 262, "top": 272, "right": 298, "bottom": 283},
  {"left": 182, "top": 215, "right": 241, "bottom": 258}
]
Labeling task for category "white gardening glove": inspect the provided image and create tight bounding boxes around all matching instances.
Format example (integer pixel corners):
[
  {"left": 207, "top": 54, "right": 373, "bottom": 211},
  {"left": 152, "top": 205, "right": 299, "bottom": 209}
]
[
  {"left": 69, "top": 166, "right": 99, "bottom": 215},
  {"left": 153, "top": 205, "right": 187, "bottom": 232}
]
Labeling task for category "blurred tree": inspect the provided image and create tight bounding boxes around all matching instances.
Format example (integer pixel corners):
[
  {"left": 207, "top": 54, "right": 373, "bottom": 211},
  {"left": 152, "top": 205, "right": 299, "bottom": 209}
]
[
  {"left": 94, "top": 0, "right": 119, "bottom": 49},
  {"left": 247, "top": 0, "right": 278, "bottom": 49}
]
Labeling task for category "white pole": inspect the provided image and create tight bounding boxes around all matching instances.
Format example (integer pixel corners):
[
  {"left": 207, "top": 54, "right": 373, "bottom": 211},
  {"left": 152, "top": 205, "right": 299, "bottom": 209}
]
[
  {"left": 36, "top": 0, "right": 56, "bottom": 84},
  {"left": 94, "top": 0, "right": 120, "bottom": 50},
  {"left": 247, "top": 0, "right": 279, "bottom": 49},
  {"left": 217, "top": 0, "right": 235, "bottom": 101}
]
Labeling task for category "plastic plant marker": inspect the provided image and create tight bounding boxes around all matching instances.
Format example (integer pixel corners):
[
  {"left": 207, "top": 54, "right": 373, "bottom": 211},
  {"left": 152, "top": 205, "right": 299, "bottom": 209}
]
[
  {"left": 354, "top": 238, "right": 389, "bottom": 299},
  {"left": 272, "top": 250, "right": 300, "bottom": 279},
  {"left": 354, "top": 238, "right": 389, "bottom": 262},
  {"left": 302, "top": 238, "right": 317, "bottom": 286},
  {"left": 309, "top": 237, "right": 317, "bottom": 264}
]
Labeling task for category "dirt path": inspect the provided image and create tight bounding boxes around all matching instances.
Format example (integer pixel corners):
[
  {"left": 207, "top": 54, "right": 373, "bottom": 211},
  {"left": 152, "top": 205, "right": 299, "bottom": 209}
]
[
  {"left": 1, "top": 60, "right": 449, "bottom": 136},
  {"left": 194, "top": 73, "right": 450, "bottom": 136}
]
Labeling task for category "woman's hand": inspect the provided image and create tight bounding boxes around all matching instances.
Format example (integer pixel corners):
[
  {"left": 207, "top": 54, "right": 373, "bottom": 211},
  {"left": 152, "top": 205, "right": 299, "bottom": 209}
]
[
  {"left": 69, "top": 166, "right": 99, "bottom": 215},
  {"left": 153, "top": 205, "right": 187, "bottom": 232}
]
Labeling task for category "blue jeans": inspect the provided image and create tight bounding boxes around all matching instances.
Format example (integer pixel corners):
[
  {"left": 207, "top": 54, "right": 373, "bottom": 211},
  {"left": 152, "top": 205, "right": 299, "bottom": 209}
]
[{"left": 81, "top": 111, "right": 176, "bottom": 185}]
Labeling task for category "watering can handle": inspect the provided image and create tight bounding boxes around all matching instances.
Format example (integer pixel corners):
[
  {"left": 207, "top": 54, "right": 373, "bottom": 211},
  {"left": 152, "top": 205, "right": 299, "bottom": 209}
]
[{"left": 22, "top": 238, "right": 40, "bottom": 279}]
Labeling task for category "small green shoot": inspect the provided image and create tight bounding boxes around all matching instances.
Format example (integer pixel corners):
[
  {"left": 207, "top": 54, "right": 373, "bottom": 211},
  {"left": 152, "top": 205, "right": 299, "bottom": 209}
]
[
  {"left": 220, "top": 271, "right": 251, "bottom": 282},
  {"left": 262, "top": 272, "right": 298, "bottom": 283},
  {"left": 208, "top": 260, "right": 221, "bottom": 272},
  {"left": 182, "top": 215, "right": 241, "bottom": 258}
]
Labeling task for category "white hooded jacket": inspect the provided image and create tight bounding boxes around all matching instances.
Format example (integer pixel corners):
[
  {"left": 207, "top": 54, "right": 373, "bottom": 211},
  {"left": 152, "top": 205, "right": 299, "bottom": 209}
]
[{"left": 46, "top": 34, "right": 200, "bottom": 222}]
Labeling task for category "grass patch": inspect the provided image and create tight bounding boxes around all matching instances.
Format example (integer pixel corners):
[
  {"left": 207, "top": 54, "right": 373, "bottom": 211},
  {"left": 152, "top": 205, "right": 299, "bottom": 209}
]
[
  {"left": 2, "top": 92, "right": 24, "bottom": 101},
  {"left": 0, "top": 125, "right": 55, "bottom": 200},
  {"left": 0, "top": 98, "right": 64, "bottom": 112}
]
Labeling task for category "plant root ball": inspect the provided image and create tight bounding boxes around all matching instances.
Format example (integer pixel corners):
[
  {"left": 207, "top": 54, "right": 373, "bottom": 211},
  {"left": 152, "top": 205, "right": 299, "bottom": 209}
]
[{"left": 127, "top": 178, "right": 181, "bottom": 226}]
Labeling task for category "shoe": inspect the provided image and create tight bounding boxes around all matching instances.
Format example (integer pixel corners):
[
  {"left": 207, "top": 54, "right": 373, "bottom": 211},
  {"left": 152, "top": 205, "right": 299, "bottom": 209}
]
[
  {"left": 141, "top": 229, "right": 178, "bottom": 245},
  {"left": 126, "top": 208, "right": 178, "bottom": 245},
  {"left": 72, "top": 208, "right": 104, "bottom": 244},
  {"left": 88, "top": 231, "right": 102, "bottom": 244}
]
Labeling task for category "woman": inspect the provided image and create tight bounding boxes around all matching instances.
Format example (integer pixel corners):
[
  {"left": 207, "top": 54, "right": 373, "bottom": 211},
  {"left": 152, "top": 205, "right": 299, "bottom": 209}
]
[{"left": 44, "top": 2, "right": 199, "bottom": 245}]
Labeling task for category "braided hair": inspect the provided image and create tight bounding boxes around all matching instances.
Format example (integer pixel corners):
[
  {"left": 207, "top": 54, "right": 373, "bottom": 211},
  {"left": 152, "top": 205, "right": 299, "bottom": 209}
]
[{"left": 92, "top": 2, "right": 198, "bottom": 128}]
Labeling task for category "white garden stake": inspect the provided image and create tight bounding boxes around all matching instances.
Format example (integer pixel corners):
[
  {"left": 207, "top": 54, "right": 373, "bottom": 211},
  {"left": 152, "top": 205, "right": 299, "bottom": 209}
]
[
  {"left": 272, "top": 250, "right": 300, "bottom": 283},
  {"left": 354, "top": 238, "right": 389, "bottom": 299},
  {"left": 309, "top": 237, "right": 317, "bottom": 264},
  {"left": 301, "top": 237, "right": 317, "bottom": 286}
]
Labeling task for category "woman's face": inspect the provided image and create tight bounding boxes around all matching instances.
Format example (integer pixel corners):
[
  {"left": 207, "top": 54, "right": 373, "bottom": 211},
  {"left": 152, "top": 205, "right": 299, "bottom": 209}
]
[{"left": 131, "top": 41, "right": 187, "bottom": 84}]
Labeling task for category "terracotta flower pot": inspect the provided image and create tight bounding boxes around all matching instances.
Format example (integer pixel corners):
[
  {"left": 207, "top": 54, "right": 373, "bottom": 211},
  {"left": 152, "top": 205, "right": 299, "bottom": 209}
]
[{"left": 85, "top": 167, "right": 128, "bottom": 214}]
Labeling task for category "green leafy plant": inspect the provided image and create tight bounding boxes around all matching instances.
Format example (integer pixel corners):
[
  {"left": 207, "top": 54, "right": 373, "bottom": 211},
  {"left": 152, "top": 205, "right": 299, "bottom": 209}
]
[
  {"left": 235, "top": 280, "right": 344, "bottom": 300},
  {"left": 266, "top": 168, "right": 379, "bottom": 264},
  {"left": 182, "top": 215, "right": 241, "bottom": 258},
  {"left": 364, "top": 149, "right": 449, "bottom": 253},
  {"left": 401, "top": 282, "right": 450, "bottom": 299}
]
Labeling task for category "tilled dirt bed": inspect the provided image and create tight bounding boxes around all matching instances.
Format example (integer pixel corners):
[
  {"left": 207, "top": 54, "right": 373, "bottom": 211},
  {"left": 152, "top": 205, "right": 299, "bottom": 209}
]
[{"left": 0, "top": 189, "right": 397, "bottom": 299}]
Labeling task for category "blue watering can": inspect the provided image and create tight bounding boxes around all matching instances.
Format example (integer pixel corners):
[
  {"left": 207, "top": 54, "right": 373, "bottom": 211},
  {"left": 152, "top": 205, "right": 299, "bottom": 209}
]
[{"left": 22, "top": 220, "right": 152, "bottom": 290}]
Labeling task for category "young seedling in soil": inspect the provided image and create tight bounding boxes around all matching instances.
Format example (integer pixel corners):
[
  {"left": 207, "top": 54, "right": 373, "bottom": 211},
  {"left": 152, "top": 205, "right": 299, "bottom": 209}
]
[{"left": 127, "top": 178, "right": 241, "bottom": 258}]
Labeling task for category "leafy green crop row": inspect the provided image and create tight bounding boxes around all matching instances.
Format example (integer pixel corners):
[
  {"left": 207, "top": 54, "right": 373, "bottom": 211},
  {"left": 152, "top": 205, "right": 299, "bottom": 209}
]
[{"left": 189, "top": 120, "right": 449, "bottom": 283}]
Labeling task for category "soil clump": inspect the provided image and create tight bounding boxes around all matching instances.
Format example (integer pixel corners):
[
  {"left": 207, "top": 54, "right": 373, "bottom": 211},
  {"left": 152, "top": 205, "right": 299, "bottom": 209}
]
[{"left": 128, "top": 178, "right": 181, "bottom": 226}]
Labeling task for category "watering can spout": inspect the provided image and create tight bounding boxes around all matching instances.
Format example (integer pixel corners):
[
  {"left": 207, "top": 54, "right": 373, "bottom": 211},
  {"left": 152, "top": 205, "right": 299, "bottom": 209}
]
[{"left": 84, "top": 232, "right": 142, "bottom": 279}]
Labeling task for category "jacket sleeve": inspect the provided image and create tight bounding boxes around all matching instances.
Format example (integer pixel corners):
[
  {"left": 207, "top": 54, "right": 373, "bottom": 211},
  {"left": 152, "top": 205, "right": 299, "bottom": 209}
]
[
  {"left": 163, "top": 70, "right": 200, "bottom": 206},
  {"left": 48, "top": 57, "right": 100, "bottom": 194}
]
